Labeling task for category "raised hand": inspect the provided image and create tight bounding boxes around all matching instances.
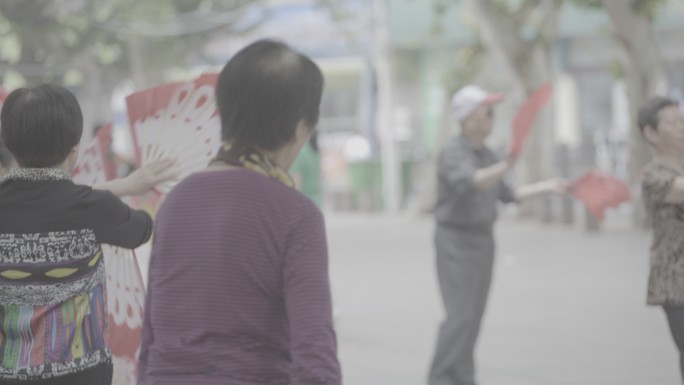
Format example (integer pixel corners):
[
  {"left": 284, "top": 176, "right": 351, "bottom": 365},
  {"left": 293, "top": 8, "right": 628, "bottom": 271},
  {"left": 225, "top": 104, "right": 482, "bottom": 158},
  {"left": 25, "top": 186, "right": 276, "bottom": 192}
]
[{"left": 123, "top": 158, "right": 180, "bottom": 196}]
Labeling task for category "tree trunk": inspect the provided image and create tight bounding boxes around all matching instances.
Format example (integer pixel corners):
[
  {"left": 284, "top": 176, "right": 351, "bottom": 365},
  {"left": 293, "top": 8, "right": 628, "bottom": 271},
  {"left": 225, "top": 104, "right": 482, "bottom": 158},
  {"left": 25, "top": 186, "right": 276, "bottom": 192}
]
[
  {"left": 126, "top": 38, "right": 150, "bottom": 89},
  {"left": 463, "top": 0, "right": 562, "bottom": 221},
  {"left": 415, "top": 97, "right": 457, "bottom": 214},
  {"left": 602, "top": 0, "right": 668, "bottom": 228}
]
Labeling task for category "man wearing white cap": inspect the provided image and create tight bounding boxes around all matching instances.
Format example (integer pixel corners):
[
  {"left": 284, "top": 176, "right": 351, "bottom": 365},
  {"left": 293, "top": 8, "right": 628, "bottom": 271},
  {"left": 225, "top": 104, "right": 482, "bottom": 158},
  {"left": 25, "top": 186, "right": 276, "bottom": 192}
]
[{"left": 429, "top": 85, "right": 565, "bottom": 385}]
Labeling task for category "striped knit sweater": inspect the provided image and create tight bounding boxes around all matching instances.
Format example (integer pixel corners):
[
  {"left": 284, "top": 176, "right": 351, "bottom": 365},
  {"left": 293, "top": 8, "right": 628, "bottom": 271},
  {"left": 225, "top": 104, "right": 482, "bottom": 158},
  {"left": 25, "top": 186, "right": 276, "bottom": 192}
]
[{"left": 138, "top": 169, "right": 341, "bottom": 385}]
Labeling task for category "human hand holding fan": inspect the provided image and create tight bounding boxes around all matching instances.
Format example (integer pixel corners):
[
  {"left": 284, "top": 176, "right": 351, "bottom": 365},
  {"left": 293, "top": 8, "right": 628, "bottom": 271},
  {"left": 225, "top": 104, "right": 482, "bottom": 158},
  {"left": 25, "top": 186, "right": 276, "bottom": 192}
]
[{"left": 126, "top": 73, "right": 222, "bottom": 194}]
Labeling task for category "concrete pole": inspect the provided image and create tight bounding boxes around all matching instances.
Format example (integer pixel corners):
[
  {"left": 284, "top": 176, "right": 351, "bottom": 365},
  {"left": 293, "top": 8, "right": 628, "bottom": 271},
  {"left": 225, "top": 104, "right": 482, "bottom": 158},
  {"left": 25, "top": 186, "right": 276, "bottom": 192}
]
[{"left": 373, "top": 0, "right": 401, "bottom": 211}]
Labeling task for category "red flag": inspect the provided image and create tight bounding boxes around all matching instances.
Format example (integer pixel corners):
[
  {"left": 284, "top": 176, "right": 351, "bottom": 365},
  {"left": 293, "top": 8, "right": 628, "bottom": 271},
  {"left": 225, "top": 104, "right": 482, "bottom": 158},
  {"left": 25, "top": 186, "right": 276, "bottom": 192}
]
[
  {"left": 510, "top": 83, "right": 553, "bottom": 158},
  {"left": 569, "top": 170, "right": 631, "bottom": 222}
]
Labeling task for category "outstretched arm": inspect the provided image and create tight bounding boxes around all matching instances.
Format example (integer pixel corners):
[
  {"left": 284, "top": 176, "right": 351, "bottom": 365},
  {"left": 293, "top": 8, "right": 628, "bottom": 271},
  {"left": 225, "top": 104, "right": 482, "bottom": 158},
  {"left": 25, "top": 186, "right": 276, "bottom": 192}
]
[
  {"left": 515, "top": 178, "right": 569, "bottom": 202},
  {"left": 93, "top": 158, "right": 178, "bottom": 197}
]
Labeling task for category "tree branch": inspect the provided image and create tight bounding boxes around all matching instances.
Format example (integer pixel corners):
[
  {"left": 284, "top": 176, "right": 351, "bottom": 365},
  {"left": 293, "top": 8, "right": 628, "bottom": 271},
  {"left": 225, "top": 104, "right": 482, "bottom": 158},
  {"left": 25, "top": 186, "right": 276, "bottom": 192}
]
[
  {"left": 463, "top": 0, "right": 527, "bottom": 89},
  {"left": 530, "top": 0, "right": 563, "bottom": 48},
  {"left": 514, "top": 0, "right": 543, "bottom": 25}
]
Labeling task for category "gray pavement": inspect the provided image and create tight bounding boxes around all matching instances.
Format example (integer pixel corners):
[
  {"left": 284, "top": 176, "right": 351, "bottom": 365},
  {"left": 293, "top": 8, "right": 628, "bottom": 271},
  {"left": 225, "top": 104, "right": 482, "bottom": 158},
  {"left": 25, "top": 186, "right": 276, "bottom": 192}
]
[{"left": 326, "top": 212, "right": 679, "bottom": 385}]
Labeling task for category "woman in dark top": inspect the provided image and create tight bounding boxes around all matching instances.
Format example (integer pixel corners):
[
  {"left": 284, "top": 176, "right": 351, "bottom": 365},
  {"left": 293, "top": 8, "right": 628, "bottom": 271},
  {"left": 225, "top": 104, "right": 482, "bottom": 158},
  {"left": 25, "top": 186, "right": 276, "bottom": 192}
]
[
  {"left": 639, "top": 96, "right": 684, "bottom": 382},
  {"left": 0, "top": 84, "right": 157, "bottom": 385},
  {"left": 138, "top": 40, "right": 341, "bottom": 385}
]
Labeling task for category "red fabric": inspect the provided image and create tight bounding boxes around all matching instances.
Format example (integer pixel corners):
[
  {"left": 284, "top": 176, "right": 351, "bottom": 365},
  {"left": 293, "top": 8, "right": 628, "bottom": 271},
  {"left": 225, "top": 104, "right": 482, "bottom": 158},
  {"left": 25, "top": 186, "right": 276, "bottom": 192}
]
[
  {"left": 570, "top": 170, "right": 631, "bottom": 222},
  {"left": 510, "top": 83, "right": 553, "bottom": 158}
]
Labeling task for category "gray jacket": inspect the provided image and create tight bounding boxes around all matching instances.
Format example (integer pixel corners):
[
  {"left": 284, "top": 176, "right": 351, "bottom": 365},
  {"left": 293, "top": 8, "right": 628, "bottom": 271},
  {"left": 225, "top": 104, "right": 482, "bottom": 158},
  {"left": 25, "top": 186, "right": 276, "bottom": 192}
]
[{"left": 435, "top": 135, "right": 516, "bottom": 231}]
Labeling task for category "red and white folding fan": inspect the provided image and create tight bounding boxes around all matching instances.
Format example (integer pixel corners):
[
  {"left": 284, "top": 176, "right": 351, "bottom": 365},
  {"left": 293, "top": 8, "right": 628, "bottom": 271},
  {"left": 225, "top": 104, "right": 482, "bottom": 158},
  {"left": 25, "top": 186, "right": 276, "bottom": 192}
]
[
  {"left": 126, "top": 73, "right": 221, "bottom": 194},
  {"left": 72, "top": 126, "right": 146, "bottom": 385},
  {"left": 102, "top": 246, "right": 146, "bottom": 385},
  {"left": 0, "top": 86, "right": 11, "bottom": 166},
  {"left": 569, "top": 169, "right": 631, "bottom": 222},
  {"left": 72, "top": 124, "right": 117, "bottom": 183}
]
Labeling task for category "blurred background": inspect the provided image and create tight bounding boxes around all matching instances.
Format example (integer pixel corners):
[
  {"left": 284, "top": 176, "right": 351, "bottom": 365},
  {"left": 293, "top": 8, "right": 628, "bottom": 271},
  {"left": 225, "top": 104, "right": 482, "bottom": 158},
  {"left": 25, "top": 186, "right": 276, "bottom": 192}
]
[
  {"left": 1, "top": 0, "right": 683, "bottom": 226},
  {"left": 2, "top": 1, "right": 684, "bottom": 384}
]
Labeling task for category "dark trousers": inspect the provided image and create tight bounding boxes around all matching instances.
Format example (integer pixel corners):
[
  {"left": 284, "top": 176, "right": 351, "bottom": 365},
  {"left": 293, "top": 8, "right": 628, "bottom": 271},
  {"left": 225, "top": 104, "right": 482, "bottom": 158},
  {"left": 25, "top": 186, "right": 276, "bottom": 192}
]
[
  {"left": 0, "top": 364, "right": 112, "bottom": 385},
  {"left": 665, "top": 306, "right": 684, "bottom": 384},
  {"left": 429, "top": 226, "right": 495, "bottom": 385}
]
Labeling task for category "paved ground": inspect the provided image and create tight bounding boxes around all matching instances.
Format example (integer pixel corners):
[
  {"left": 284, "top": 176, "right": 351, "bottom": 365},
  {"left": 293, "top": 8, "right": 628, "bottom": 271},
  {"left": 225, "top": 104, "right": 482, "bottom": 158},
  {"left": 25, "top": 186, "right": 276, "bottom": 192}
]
[{"left": 326, "top": 212, "right": 680, "bottom": 385}]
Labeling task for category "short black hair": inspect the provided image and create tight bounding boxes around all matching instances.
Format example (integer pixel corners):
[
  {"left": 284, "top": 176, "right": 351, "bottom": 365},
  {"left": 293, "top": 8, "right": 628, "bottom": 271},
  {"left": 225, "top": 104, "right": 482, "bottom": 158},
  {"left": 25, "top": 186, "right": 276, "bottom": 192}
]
[
  {"left": 0, "top": 136, "right": 12, "bottom": 168},
  {"left": 1, "top": 84, "right": 83, "bottom": 168},
  {"left": 638, "top": 96, "right": 678, "bottom": 134},
  {"left": 215, "top": 39, "right": 324, "bottom": 151}
]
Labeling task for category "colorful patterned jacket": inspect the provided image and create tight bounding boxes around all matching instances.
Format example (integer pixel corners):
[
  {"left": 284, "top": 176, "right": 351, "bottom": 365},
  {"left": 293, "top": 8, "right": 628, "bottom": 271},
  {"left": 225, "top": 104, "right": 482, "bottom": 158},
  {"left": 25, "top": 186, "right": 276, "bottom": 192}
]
[{"left": 0, "top": 168, "right": 152, "bottom": 381}]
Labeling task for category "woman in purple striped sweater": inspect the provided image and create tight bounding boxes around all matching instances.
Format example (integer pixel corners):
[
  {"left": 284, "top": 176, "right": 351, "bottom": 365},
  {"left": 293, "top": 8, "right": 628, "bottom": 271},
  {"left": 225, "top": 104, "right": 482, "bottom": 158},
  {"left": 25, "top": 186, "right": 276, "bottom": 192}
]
[{"left": 138, "top": 40, "right": 342, "bottom": 385}]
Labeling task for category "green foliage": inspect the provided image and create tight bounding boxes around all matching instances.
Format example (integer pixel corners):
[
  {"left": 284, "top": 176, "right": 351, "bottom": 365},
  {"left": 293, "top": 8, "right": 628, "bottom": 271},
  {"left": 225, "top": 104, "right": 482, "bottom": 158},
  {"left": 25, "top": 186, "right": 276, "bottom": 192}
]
[
  {"left": 633, "top": 0, "right": 667, "bottom": 20},
  {"left": 0, "top": 0, "right": 261, "bottom": 85},
  {"left": 571, "top": 0, "right": 667, "bottom": 20},
  {"left": 444, "top": 38, "right": 486, "bottom": 95},
  {"left": 569, "top": 0, "right": 602, "bottom": 9},
  {"left": 608, "top": 58, "right": 624, "bottom": 79}
]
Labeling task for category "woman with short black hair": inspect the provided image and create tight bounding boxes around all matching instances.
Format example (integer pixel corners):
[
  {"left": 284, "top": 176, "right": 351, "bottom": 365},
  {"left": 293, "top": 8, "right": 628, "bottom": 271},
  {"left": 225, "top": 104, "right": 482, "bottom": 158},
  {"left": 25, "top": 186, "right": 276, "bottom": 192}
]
[
  {"left": 0, "top": 84, "right": 161, "bottom": 385},
  {"left": 138, "top": 39, "right": 341, "bottom": 385},
  {"left": 640, "top": 96, "right": 684, "bottom": 382},
  {"left": 2, "top": 84, "right": 84, "bottom": 168}
]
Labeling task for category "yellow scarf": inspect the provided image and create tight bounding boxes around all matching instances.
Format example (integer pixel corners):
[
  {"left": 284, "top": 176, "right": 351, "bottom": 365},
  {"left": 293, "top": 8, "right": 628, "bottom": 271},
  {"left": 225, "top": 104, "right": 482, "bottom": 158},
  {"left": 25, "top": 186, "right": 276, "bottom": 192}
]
[{"left": 212, "top": 143, "right": 295, "bottom": 188}]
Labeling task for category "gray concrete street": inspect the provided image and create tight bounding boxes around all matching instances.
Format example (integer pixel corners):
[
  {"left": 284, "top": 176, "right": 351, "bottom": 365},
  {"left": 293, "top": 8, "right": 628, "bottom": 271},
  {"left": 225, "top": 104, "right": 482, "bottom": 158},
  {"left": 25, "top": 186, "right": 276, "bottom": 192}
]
[{"left": 326, "top": 212, "right": 679, "bottom": 385}]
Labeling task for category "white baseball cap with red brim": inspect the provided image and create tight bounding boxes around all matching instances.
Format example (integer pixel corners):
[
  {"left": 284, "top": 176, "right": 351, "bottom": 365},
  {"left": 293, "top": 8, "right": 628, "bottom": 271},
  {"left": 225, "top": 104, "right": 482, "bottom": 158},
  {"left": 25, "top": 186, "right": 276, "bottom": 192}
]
[{"left": 450, "top": 85, "right": 505, "bottom": 121}]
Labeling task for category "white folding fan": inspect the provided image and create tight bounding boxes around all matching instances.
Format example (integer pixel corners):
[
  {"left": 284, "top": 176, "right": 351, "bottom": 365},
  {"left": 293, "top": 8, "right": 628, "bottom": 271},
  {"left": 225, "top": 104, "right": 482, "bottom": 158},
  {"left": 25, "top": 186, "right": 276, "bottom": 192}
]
[
  {"left": 72, "top": 125, "right": 146, "bottom": 385},
  {"left": 126, "top": 73, "right": 222, "bottom": 194}
]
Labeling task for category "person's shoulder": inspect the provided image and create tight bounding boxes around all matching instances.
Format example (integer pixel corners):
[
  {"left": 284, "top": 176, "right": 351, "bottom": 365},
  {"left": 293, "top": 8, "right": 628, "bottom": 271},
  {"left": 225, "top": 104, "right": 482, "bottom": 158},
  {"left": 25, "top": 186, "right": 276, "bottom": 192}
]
[
  {"left": 483, "top": 145, "right": 502, "bottom": 160},
  {"left": 178, "top": 168, "right": 294, "bottom": 193},
  {"left": 445, "top": 135, "right": 465, "bottom": 149},
  {"left": 247, "top": 172, "right": 322, "bottom": 220},
  {"left": 172, "top": 169, "right": 316, "bottom": 208},
  {"left": 290, "top": 188, "right": 322, "bottom": 216},
  {"left": 641, "top": 160, "right": 681, "bottom": 198},
  {"left": 285, "top": 192, "right": 325, "bottom": 242},
  {"left": 268, "top": 176, "right": 321, "bottom": 216},
  {"left": 165, "top": 169, "right": 248, "bottom": 197},
  {"left": 643, "top": 160, "right": 681, "bottom": 178},
  {"left": 72, "top": 183, "right": 114, "bottom": 201},
  {"left": 74, "top": 185, "right": 130, "bottom": 214},
  {"left": 438, "top": 136, "right": 463, "bottom": 156},
  {"left": 44, "top": 180, "right": 109, "bottom": 206}
]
